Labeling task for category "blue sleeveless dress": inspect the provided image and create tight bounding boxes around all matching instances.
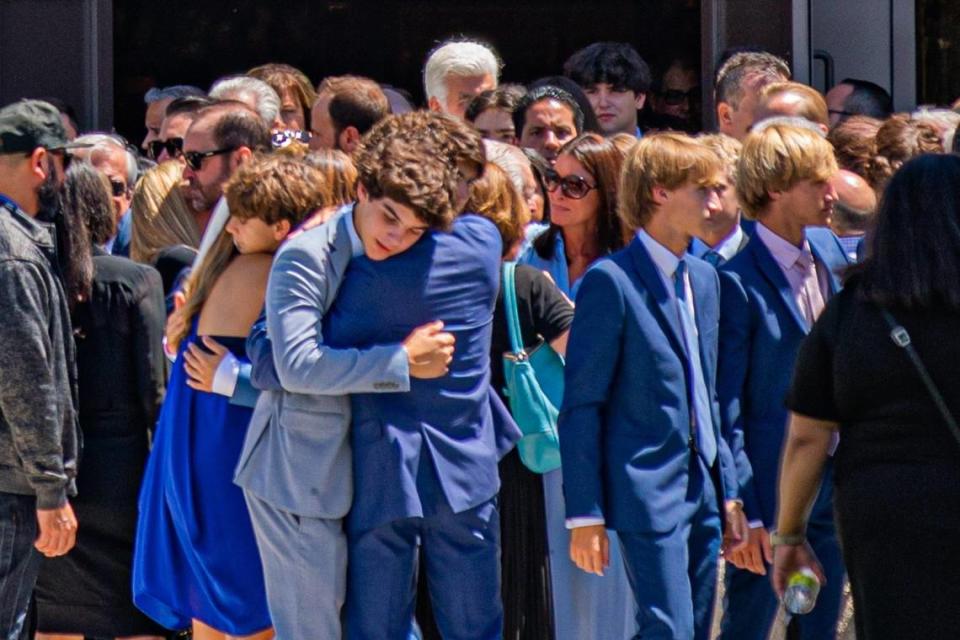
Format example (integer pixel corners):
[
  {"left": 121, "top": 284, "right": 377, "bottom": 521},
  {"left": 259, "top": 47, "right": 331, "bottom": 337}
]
[{"left": 133, "top": 324, "right": 271, "bottom": 634}]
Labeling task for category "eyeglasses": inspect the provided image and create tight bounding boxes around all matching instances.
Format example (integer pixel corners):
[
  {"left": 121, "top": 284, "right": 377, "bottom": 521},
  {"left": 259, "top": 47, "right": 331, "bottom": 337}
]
[
  {"left": 661, "top": 88, "right": 699, "bottom": 106},
  {"left": 183, "top": 147, "right": 236, "bottom": 171},
  {"left": 545, "top": 171, "right": 597, "bottom": 199},
  {"left": 109, "top": 178, "right": 128, "bottom": 197},
  {"left": 148, "top": 137, "right": 183, "bottom": 161}
]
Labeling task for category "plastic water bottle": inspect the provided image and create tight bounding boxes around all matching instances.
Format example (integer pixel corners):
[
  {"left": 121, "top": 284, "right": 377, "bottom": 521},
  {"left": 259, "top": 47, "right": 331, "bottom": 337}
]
[{"left": 782, "top": 568, "right": 821, "bottom": 615}]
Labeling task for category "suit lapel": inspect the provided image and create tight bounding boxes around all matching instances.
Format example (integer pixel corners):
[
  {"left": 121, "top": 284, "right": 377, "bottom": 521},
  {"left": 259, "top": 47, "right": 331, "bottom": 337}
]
[
  {"left": 808, "top": 232, "right": 844, "bottom": 295},
  {"left": 749, "top": 236, "right": 808, "bottom": 333},
  {"left": 627, "top": 238, "right": 688, "bottom": 361}
]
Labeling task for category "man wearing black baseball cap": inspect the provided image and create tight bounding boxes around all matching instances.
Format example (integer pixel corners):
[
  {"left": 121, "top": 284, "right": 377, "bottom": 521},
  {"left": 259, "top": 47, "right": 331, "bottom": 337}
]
[{"left": 0, "top": 99, "right": 82, "bottom": 638}]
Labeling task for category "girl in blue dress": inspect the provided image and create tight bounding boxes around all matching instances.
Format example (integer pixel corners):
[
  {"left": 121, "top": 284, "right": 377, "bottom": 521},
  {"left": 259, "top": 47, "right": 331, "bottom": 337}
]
[{"left": 134, "top": 154, "right": 332, "bottom": 639}]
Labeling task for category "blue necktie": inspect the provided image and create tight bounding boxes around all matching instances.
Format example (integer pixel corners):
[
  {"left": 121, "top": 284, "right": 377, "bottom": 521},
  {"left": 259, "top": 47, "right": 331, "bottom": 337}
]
[
  {"left": 674, "top": 260, "right": 718, "bottom": 465},
  {"left": 704, "top": 250, "right": 722, "bottom": 267}
]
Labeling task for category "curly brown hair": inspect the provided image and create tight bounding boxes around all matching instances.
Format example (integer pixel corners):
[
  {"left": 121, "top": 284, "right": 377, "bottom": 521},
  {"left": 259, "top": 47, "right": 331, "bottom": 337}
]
[
  {"left": 225, "top": 154, "right": 333, "bottom": 225},
  {"left": 865, "top": 114, "right": 944, "bottom": 191},
  {"left": 828, "top": 115, "right": 882, "bottom": 178},
  {"left": 354, "top": 111, "right": 486, "bottom": 229}
]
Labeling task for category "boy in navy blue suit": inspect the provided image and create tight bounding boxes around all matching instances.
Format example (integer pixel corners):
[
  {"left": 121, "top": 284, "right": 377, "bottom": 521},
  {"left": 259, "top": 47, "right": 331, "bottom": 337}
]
[
  {"left": 717, "top": 122, "right": 849, "bottom": 640},
  {"left": 560, "top": 133, "right": 747, "bottom": 640}
]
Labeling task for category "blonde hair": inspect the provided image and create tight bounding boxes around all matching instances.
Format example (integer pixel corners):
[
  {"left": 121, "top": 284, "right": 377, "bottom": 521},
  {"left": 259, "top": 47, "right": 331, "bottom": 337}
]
[
  {"left": 130, "top": 161, "right": 200, "bottom": 264},
  {"left": 171, "top": 231, "right": 236, "bottom": 351},
  {"left": 464, "top": 162, "right": 529, "bottom": 256},
  {"left": 736, "top": 122, "right": 838, "bottom": 218},
  {"left": 697, "top": 133, "right": 742, "bottom": 183},
  {"left": 303, "top": 149, "right": 358, "bottom": 206},
  {"left": 758, "top": 81, "right": 829, "bottom": 128},
  {"left": 619, "top": 132, "right": 722, "bottom": 231}
]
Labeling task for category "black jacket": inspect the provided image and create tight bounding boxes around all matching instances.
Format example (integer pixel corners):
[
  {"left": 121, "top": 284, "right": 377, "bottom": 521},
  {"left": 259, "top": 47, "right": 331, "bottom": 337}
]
[{"left": 0, "top": 200, "right": 79, "bottom": 508}]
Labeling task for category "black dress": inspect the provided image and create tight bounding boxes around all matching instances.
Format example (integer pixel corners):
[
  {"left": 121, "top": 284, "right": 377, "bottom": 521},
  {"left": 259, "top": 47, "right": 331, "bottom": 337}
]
[
  {"left": 786, "top": 278, "right": 960, "bottom": 640},
  {"left": 492, "top": 264, "right": 574, "bottom": 640},
  {"left": 35, "top": 253, "right": 168, "bottom": 637}
]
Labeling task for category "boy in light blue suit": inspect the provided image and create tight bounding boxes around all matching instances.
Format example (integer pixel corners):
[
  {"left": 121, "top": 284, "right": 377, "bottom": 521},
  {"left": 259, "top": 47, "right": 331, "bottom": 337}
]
[
  {"left": 233, "top": 114, "right": 476, "bottom": 640},
  {"left": 560, "top": 133, "right": 747, "bottom": 640},
  {"left": 717, "top": 122, "right": 849, "bottom": 640}
]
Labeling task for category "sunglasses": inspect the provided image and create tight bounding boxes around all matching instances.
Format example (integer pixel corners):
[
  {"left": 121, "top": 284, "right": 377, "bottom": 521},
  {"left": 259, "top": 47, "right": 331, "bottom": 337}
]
[
  {"left": 183, "top": 147, "right": 236, "bottom": 171},
  {"left": 109, "top": 179, "right": 128, "bottom": 197},
  {"left": 148, "top": 137, "right": 183, "bottom": 161},
  {"left": 660, "top": 88, "right": 699, "bottom": 106},
  {"left": 545, "top": 172, "right": 597, "bottom": 200}
]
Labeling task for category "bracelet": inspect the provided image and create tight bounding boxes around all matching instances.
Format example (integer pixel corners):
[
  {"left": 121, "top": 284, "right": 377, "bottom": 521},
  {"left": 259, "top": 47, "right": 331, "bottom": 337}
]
[{"left": 770, "top": 532, "right": 806, "bottom": 547}]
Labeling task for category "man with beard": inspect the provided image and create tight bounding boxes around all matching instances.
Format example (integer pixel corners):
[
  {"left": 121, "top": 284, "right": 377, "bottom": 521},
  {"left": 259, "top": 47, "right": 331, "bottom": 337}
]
[
  {"left": 181, "top": 104, "right": 270, "bottom": 236},
  {"left": 0, "top": 99, "right": 83, "bottom": 639}
]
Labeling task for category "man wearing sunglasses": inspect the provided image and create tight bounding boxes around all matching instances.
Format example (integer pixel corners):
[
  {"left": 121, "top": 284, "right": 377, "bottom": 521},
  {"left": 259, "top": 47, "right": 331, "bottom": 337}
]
[
  {"left": 148, "top": 95, "right": 217, "bottom": 163},
  {"left": 0, "top": 99, "right": 86, "bottom": 639},
  {"left": 73, "top": 133, "right": 139, "bottom": 256},
  {"left": 651, "top": 59, "right": 701, "bottom": 133},
  {"left": 180, "top": 103, "right": 270, "bottom": 236}
]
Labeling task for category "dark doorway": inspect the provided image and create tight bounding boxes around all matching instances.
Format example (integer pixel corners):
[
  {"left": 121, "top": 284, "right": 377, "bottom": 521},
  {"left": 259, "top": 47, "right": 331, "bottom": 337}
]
[{"left": 113, "top": 0, "right": 700, "bottom": 145}]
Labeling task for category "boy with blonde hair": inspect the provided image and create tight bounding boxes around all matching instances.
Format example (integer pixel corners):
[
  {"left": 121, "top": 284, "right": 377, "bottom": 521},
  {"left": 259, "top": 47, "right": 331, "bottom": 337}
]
[
  {"left": 716, "top": 122, "right": 849, "bottom": 640},
  {"left": 562, "top": 132, "right": 747, "bottom": 639}
]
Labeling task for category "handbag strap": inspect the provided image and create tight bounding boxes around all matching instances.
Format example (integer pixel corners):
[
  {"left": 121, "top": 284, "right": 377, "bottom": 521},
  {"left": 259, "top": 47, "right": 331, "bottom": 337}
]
[
  {"left": 881, "top": 308, "right": 960, "bottom": 449},
  {"left": 502, "top": 262, "right": 524, "bottom": 355}
]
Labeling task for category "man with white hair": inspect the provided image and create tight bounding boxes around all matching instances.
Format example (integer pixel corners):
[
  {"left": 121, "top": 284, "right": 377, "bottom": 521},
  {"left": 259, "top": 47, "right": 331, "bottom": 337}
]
[
  {"left": 424, "top": 39, "right": 501, "bottom": 119},
  {"left": 73, "top": 133, "right": 139, "bottom": 256},
  {"left": 209, "top": 75, "right": 283, "bottom": 130}
]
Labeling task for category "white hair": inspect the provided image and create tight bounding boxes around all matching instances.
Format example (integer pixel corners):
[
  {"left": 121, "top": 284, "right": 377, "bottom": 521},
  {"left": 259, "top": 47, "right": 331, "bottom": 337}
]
[
  {"left": 73, "top": 133, "right": 139, "bottom": 186},
  {"left": 423, "top": 40, "right": 501, "bottom": 108},
  {"left": 911, "top": 107, "right": 960, "bottom": 150},
  {"left": 483, "top": 139, "right": 527, "bottom": 196},
  {"left": 209, "top": 75, "right": 280, "bottom": 126}
]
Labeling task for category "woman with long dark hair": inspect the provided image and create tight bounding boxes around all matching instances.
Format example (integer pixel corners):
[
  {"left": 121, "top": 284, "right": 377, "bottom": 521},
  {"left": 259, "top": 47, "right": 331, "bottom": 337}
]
[
  {"left": 774, "top": 153, "right": 960, "bottom": 640},
  {"left": 34, "top": 163, "right": 168, "bottom": 639}
]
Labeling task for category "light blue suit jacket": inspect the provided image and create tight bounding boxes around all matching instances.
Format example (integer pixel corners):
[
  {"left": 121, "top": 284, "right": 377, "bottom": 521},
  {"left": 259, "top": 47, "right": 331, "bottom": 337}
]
[
  {"left": 323, "top": 215, "right": 520, "bottom": 534},
  {"left": 234, "top": 206, "right": 410, "bottom": 519},
  {"left": 559, "top": 236, "right": 738, "bottom": 533},
  {"left": 717, "top": 226, "right": 849, "bottom": 525}
]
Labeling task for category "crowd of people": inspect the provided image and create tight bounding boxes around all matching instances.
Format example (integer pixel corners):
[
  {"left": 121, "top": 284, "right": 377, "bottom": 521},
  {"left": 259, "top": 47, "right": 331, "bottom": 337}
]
[{"left": 0, "top": 36, "right": 958, "bottom": 640}]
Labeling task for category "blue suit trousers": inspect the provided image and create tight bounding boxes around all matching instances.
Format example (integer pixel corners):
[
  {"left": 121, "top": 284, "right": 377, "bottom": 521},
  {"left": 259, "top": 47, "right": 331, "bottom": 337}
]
[
  {"left": 720, "top": 462, "right": 845, "bottom": 640},
  {"left": 617, "top": 457, "right": 722, "bottom": 640}
]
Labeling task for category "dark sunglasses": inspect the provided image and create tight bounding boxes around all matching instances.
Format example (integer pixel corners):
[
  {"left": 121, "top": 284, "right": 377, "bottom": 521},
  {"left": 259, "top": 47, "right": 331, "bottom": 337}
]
[
  {"left": 661, "top": 88, "right": 699, "bottom": 106},
  {"left": 184, "top": 147, "right": 236, "bottom": 171},
  {"left": 148, "top": 137, "right": 183, "bottom": 161},
  {"left": 44, "top": 147, "right": 75, "bottom": 172},
  {"left": 109, "top": 178, "right": 128, "bottom": 197},
  {"left": 545, "top": 172, "right": 597, "bottom": 200}
]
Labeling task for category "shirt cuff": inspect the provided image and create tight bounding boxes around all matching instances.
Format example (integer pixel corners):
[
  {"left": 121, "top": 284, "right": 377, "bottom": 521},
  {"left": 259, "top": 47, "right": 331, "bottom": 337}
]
[
  {"left": 212, "top": 351, "right": 240, "bottom": 397},
  {"left": 565, "top": 517, "right": 605, "bottom": 529},
  {"left": 748, "top": 520, "right": 765, "bottom": 529}
]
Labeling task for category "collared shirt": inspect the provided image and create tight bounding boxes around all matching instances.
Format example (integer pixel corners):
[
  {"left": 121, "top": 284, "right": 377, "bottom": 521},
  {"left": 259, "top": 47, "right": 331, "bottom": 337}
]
[
  {"left": 754, "top": 222, "right": 829, "bottom": 325},
  {"left": 837, "top": 234, "right": 862, "bottom": 263},
  {"left": 690, "top": 224, "right": 745, "bottom": 265},
  {"left": 518, "top": 225, "right": 585, "bottom": 299},
  {"left": 344, "top": 203, "right": 364, "bottom": 257}
]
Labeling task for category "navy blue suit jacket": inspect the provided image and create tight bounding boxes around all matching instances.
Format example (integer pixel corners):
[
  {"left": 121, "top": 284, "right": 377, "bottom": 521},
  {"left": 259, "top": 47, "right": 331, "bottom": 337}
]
[
  {"left": 324, "top": 215, "right": 519, "bottom": 533},
  {"left": 559, "top": 236, "right": 738, "bottom": 534},
  {"left": 717, "top": 226, "right": 849, "bottom": 525}
]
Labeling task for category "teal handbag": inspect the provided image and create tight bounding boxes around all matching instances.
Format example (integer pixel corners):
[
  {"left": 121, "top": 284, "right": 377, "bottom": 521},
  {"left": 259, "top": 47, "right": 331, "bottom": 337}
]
[{"left": 501, "top": 262, "right": 565, "bottom": 473}]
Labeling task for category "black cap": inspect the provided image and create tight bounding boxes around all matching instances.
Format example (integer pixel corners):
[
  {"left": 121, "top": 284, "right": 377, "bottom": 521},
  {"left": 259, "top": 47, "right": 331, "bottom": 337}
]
[{"left": 0, "top": 99, "right": 75, "bottom": 154}]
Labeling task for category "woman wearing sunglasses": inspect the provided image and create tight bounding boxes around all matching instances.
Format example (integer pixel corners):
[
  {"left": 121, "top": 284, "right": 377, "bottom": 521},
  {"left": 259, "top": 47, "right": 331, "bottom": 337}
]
[{"left": 517, "top": 133, "right": 637, "bottom": 640}]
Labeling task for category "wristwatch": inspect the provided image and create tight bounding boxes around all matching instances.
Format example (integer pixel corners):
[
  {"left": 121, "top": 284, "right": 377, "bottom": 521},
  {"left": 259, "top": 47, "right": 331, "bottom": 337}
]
[{"left": 770, "top": 532, "right": 806, "bottom": 547}]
